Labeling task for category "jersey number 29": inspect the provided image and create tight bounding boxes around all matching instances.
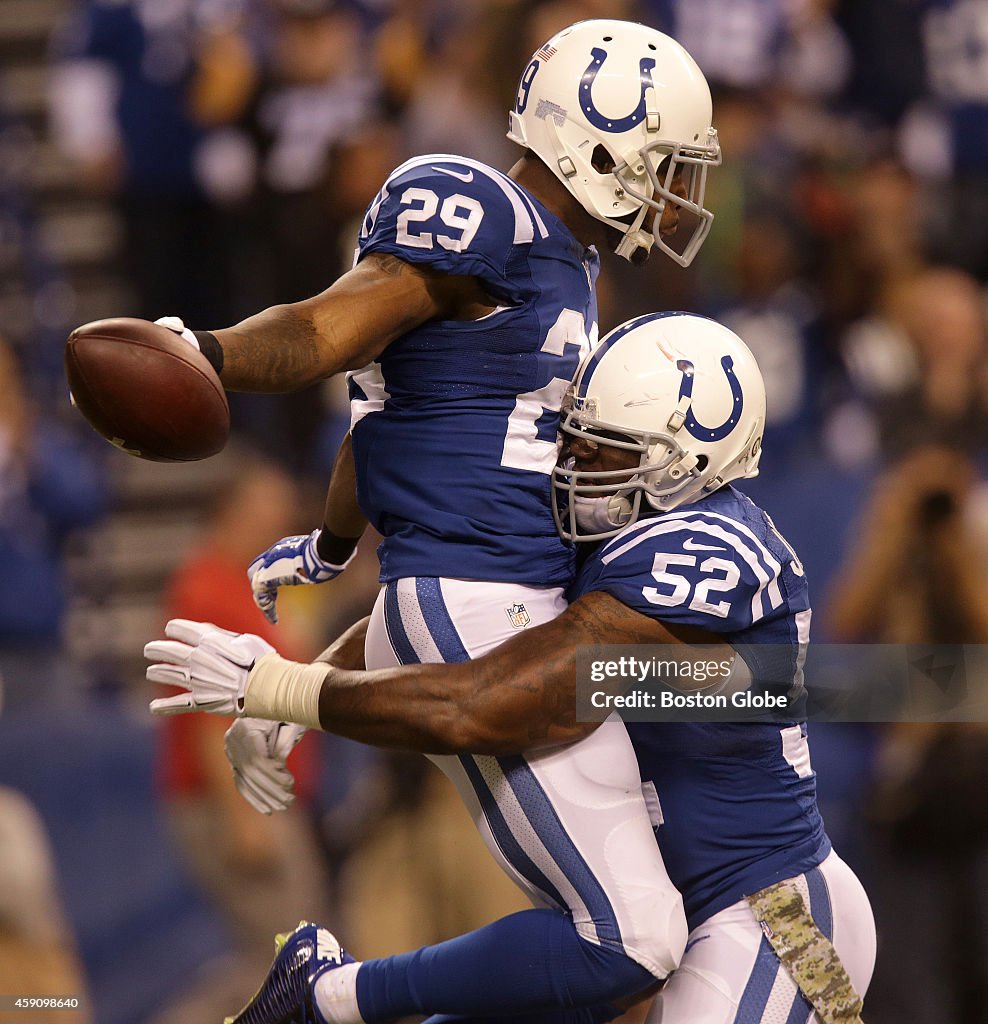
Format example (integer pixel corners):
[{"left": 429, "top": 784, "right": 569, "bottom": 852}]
[
  {"left": 396, "top": 187, "right": 484, "bottom": 252},
  {"left": 501, "top": 309, "right": 593, "bottom": 476}
]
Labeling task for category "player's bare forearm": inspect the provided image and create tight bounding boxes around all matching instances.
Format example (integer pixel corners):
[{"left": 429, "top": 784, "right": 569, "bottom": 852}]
[
  {"left": 313, "top": 591, "right": 721, "bottom": 755},
  {"left": 214, "top": 304, "right": 325, "bottom": 392},
  {"left": 212, "top": 254, "right": 446, "bottom": 392},
  {"left": 314, "top": 636, "right": 582, "bottom": 754}
]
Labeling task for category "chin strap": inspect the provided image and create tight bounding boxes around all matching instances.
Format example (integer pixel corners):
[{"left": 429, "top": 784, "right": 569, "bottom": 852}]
[
  {"left": 534, "top": 111, "right": 652, "bottom": 262},
  {"left": 614, "top": 203, "right": 654, "bottom": 262}
]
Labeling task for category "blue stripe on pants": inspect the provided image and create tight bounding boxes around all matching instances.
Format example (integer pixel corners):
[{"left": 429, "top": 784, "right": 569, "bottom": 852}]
[
  {"left": 459, "top": 755, "right": 568, "bottom": 912},
  {"left": 384, "top": 582, "right": 420, "bottom": 665},
  {"left": 806, "top": 866, "right": 833, "bottom": 939},
  {"left": 732, "top": 935, "right": 779, "bottom": 1024},
  {"left": 498, "top": 754, "right": 623, "bottom": 951},
  {"left": 415, "top": 578, "right": 471, "bottom": 662}
]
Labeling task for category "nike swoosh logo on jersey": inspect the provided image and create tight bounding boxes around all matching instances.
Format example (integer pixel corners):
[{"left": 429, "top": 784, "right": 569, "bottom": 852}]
[
  {"left": 684, "top": 935, "right": 711, "bottom": 954},
  {"left": 433, "top": 166, "right": 474, "bottom": 182},
  {"left": 682, "top": 538, "right": 725, "bottom": 552}
]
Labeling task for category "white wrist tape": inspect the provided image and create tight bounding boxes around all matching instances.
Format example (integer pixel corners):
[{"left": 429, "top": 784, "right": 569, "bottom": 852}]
[{"left": 245, "top": 652, "right": 325, "bottom": 729}]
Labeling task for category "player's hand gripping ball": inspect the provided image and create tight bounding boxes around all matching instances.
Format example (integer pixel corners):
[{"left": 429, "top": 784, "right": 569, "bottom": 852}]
[{"left": 64, "top": 316, "right": 229, "bottom": 461}]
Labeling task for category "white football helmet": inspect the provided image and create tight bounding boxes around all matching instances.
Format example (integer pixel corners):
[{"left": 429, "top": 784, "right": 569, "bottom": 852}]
[
  {"left": 508, "top": 19, "right": 721, "bottom": 265},
  {"left": 553, "top": 313, "right": 766, "bottom": 541}
]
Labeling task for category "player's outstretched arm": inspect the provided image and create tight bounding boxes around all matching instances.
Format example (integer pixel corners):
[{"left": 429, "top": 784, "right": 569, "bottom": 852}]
[
  {"left": 146, "top": 596, "right": 722, "bottom": 755},
  {"left": 210, "top": 254, "right": 494, "bottom": 392},
  {"left": 306, "top": 592, "right": 723, "bottom": 754}
]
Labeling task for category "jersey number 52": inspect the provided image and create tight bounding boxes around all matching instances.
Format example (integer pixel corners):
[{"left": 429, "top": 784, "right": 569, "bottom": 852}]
[{"left": 644, "top": 552, "right": 740, "bottom": 618}]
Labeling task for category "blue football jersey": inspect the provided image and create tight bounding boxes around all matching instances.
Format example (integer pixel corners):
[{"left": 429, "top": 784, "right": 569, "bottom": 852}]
[
  {"left": 348, "top": 155, "right": 599, "bottom": 584},
  {"left": 571, "top": 485, "right": 831, "bottom": 931}
]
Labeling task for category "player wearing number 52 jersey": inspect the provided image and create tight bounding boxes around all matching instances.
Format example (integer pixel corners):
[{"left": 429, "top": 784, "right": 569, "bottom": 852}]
[{"left": 553, "top": 315, "right": 875, "bottom": 1022}]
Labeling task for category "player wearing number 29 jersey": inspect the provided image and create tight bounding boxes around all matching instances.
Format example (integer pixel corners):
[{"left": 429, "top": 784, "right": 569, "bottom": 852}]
[
  {"left": 348, "top": 152, "right": 690, "bottom": 996},
  {"left": 348, "top": 154, "right": 598, "bottom": 585},
  {"left": 213, "top": 21, "right": 728, "bottom": 1024}
]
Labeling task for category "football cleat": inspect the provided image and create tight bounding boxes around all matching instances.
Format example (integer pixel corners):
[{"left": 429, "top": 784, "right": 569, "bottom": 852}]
[{"left": 225, "top": 921, "right": 354, "bottom": 1024}]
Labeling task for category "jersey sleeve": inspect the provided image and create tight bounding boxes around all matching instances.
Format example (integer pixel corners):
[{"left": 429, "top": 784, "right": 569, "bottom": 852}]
[
  {"left": 356, "top": 158, "right": 530, "bottom": 305},
  {"left": 588, "top": 519, "right": 787, "bottom": 634}
]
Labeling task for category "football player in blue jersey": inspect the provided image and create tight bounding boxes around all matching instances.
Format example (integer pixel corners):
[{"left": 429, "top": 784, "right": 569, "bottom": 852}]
[
  {"left": 147, "top": 313, "right": 877, "bottom": 1024},
  {"left": 139, "top": 17, "right": 727, "bottom": 1024}
]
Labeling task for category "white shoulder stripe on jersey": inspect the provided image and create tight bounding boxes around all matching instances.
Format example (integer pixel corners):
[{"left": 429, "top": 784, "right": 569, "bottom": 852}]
[
  {"left": 599, "top": 515, "right": 669, "bottom": 555},
  {"left": 658, "top": 509, "right": 783, "bottom": 610},
  {"left": 600, "top": 519, "right": 783, "bottom": 621},
  {"left": 361, "top": 180, "right": 391, "bottom": 239},
  {"left": 659, "top": 509, "right": 783, "bottom": 575},
  {"left": 374, "top": 153, "right": 544, "bottom": 246},
  {"left": 508, "top": 175, "right": 549, "bottom": 239}
]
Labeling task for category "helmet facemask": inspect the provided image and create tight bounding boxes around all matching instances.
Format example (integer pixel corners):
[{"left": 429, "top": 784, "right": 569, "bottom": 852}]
[
  {"left": 552, "top": 397, "right": 708, "bottom": 542},
  {"left": 611, "top": 130, "right": 721, "bottom": 265},
  {"left": 540, "top": 115, "right": 721, "bottom": 266}
]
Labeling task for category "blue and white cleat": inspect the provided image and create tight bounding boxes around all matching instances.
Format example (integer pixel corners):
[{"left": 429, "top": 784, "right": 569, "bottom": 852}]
[{"left": 225, "top": 921, "right": 354, "bottom": 1024}]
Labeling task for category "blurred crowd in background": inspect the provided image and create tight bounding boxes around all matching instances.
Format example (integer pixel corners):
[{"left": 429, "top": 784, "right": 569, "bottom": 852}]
[{"left": 2, "top": 0, "right": 988, "bottom": 1021}]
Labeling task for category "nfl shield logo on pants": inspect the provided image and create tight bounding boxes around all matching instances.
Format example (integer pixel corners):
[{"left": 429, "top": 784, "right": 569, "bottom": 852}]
[{"left": 506, "top": 602, "right": 532, "bottom": 629}]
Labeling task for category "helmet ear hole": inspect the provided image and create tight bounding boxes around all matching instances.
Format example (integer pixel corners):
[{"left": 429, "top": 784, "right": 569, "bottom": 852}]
[
  {"left": 591, "top": 145, "right": 616, "bottom": 173},
  {"left": 695, "top": 455, "right": 708, "bottom": 472}
]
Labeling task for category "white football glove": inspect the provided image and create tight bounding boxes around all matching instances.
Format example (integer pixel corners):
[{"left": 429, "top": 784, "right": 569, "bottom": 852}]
[
  {"left": 247, "top": 529, "right": 355, "bottom": 624},
  {"left": 225, "top": 717, "right": 306, "bottom": 815},
  {"left": 146, "top": 619, "right": 274, "bottom": 716},
  {"left": 154, "top": 316, "right": 201, "bottom": 352}
]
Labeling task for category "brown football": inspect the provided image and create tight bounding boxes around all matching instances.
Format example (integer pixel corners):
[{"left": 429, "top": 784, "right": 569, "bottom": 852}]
[{"left": 65, "top": 317, "right": 230, "bottom": 462}]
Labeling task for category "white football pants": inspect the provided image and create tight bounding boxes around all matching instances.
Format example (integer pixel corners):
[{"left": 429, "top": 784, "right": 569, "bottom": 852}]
[
  {"left": 648, "top": 849, "right": 876, "bottom": 1024},
  {"left": 364, "top": 577, "right": 688, "bottom": 979}
]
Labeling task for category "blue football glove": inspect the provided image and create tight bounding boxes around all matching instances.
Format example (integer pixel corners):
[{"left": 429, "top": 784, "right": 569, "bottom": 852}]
[{"left": 247, "top": 529, "right": 355, "bottom": 624}]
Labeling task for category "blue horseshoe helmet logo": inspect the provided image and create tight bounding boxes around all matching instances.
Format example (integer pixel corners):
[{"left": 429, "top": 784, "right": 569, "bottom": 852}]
[
  {"left": 580, "top": 47, "right": 657, "bottom": 133},
  {"left": 676, "top": 357, "right": 744, "bottom": 441}
]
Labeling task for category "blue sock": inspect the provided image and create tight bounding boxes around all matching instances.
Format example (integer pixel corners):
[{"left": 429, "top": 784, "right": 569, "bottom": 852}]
[{"left": 354, "top": 909, "right": 655, "bottom": 1023}]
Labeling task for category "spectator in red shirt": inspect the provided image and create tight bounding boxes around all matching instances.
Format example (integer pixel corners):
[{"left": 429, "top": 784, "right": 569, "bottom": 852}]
[{"left": 152, "top": 453, "right": 332, "bottom": 1024}]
